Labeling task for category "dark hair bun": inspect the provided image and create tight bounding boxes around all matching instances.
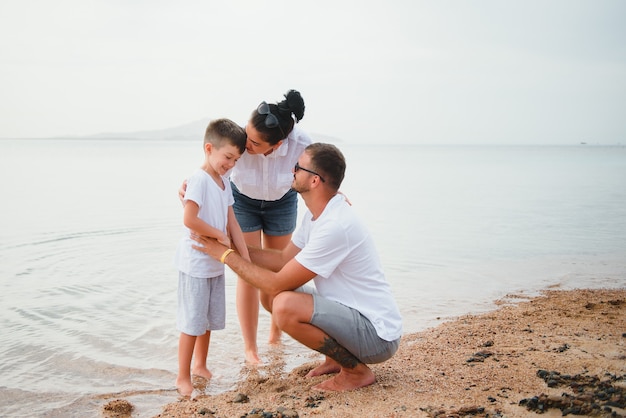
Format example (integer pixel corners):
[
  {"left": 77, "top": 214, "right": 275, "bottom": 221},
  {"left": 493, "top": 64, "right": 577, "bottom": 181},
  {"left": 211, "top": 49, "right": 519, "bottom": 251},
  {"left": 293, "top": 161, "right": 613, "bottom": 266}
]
[{"left": 278, "top": 89, "right": 305, "bottom": 122}]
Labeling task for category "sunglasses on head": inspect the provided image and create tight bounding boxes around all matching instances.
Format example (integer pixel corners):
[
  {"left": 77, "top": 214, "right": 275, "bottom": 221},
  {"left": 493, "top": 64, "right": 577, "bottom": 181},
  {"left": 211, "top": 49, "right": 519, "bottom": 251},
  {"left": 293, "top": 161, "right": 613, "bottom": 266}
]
[
  {"left": 294, "top": 162, "right": 326, "bottom": 182},
  {"left": 257, "top": 101, "right": 286, "bottom": 138}
]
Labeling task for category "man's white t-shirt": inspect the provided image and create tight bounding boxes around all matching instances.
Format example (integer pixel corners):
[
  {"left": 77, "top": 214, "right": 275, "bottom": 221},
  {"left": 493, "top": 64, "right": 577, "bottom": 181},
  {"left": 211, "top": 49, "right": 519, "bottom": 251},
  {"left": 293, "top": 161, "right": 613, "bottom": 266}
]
[
  {"left": 293, "top": 194, "right": 403, "bottom": 341},
  {"left": 175, "top": 169, "right": 233, "bottom": 278}
]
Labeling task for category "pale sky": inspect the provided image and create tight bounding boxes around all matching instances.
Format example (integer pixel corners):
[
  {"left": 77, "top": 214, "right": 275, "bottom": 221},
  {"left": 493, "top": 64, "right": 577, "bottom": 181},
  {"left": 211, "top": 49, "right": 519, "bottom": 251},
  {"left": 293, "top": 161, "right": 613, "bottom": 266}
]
[{"left": 1, "top": 0, "right": 625, "bottom": 144}]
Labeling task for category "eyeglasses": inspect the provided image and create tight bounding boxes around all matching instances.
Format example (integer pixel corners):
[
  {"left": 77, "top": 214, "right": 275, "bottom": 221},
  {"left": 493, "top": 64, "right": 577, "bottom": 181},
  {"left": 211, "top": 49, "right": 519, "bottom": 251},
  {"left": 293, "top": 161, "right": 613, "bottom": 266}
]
[
  {"left": 294, "top": 162, "right": 326, "bottom": 182},
  {"left": 257, "top": 101, "right": 286, "bottom": 138}
]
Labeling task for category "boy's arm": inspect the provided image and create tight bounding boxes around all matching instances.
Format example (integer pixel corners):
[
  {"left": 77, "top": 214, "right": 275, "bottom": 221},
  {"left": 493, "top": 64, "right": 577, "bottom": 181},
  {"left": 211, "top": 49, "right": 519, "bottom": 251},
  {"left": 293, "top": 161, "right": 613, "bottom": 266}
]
[
  {"left": 184, "top": 200, "right": 229, "bottom": 246},
  {"left": 226, "top": 206, "right": 250, "bottom": 261}
]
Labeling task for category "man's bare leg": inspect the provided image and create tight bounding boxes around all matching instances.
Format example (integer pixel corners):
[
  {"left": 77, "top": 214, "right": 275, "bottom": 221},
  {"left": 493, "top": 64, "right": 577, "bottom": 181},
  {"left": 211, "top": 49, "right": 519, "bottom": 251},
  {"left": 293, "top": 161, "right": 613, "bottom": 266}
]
[
  {"left": 272, "top": 292, "right": 375, "bottom": 391},
  {"left": 312, "top": 363, "right": 375, "bottom": 391},
  {"left": 305, "top": 356, "right": 341, "bottom": 377}
]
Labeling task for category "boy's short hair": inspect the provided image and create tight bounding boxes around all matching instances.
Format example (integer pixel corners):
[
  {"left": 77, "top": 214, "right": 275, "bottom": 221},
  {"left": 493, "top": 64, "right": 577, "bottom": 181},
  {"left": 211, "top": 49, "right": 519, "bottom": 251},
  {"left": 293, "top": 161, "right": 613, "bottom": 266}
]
[{"left": 204, "top": 119, "right": 247, "bottom": 155}]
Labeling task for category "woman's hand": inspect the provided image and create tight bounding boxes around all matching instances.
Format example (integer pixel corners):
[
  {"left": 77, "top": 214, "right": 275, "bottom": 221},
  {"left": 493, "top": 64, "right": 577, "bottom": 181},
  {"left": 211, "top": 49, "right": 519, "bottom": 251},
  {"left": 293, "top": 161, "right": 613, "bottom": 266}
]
[
  {"left": 178, "top": 180, "right": 188, "bottom": 206},
  {"left": 338, "top": 190, "right": 352, "bottom": 206}
]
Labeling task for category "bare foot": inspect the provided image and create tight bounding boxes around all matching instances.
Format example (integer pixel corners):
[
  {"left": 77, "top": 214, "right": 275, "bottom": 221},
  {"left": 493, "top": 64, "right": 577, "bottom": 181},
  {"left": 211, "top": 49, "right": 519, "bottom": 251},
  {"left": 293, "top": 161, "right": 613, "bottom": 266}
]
[
  {"left": 245, "top": 349, "right": 262, "bottom": 365},
  {"left": 191, "top": 366, "right": 213, "bottom": 380},
  {"left": 306, "top": 358, "right": 341, "bottom": 378},
  {"left": 312, "top": 365, "right": 376, "bottom": 392},
  {"left": 175, "top": 377, "right": 194, "bottom": 397}
]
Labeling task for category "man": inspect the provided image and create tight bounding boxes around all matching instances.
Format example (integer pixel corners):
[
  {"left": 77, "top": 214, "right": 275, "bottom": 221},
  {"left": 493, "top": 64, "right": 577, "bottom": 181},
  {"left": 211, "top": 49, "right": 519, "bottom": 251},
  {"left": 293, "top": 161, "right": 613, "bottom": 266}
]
[{"left": 192, "top": 143, "right": 403, "bottom": 391}]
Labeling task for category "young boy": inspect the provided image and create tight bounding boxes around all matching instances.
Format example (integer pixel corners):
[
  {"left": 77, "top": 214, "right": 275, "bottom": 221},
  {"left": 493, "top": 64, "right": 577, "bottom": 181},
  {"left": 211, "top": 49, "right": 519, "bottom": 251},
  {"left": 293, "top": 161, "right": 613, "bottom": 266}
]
[{"left": 174, "top": 118, "right": 249, "bottom": 396}]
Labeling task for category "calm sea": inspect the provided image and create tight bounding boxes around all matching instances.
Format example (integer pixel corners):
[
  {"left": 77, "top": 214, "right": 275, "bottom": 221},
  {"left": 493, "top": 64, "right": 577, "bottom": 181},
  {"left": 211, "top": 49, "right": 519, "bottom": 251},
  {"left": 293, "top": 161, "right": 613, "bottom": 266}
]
[{"left": 1, "top": 139, "right": 625, "bottom": 417}]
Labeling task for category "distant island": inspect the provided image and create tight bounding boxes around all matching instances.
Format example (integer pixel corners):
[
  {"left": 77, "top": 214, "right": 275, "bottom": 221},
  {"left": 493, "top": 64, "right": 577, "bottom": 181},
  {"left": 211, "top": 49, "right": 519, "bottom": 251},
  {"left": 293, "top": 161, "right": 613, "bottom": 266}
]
[
  {"left": 45, "top": 119, "right": 342, "bottom": 143},
  {"left": 82, "top": 118, "right": 211, "bottom": 141}
]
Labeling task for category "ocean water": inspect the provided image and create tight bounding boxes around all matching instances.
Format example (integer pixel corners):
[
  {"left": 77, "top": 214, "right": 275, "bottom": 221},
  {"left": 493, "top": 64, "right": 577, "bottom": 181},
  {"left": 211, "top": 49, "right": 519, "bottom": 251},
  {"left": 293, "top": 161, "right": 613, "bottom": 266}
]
[{"left": 1, "top": 139, "right": 625, "bottom": 417}]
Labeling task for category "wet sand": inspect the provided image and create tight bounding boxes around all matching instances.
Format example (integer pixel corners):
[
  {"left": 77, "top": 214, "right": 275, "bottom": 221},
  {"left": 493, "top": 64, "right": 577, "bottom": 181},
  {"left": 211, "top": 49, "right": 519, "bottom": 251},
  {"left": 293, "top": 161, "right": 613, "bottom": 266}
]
[{"left": 104, "top": 288, "right": 626, "bottom": 417}]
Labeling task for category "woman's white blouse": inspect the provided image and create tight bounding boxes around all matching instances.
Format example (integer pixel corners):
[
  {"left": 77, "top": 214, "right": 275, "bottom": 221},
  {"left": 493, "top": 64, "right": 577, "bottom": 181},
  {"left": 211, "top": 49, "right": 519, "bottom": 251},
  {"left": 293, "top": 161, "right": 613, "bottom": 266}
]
[{"left": 230, "top": 125, "right": 312, "bottom": 201}]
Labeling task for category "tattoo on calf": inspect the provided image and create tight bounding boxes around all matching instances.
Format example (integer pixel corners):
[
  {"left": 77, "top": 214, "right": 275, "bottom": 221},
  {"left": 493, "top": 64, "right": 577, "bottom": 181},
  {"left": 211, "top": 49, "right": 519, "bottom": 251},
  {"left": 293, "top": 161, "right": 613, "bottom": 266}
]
[{"left": 318, "top": 337, "right": 360, "bottom": 369}]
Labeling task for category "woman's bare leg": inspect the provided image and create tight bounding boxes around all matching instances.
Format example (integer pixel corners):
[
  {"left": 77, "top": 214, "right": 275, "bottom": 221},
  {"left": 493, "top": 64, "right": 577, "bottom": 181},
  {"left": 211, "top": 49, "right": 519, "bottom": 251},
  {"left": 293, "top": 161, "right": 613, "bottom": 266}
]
[
  {"left": 262, "top": 233, "right": 292, "bottom": 344},
  {"left": 237, "top": 230, "right": 262, "bottom": 364}
]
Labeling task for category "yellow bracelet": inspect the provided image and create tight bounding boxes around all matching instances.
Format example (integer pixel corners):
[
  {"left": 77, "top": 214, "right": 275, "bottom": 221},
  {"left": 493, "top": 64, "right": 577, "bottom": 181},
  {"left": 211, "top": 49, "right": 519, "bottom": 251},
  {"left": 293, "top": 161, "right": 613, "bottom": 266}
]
[{"left": 219, "top": 248, "right": 235, "bottom": 264}]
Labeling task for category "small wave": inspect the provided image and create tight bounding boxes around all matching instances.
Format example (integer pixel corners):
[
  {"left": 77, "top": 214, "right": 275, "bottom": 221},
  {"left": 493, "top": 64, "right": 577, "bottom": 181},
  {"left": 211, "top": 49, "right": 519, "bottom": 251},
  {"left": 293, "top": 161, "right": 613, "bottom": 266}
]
[{"left": 1, "top": 222, "right": 176, "bottom": 251}]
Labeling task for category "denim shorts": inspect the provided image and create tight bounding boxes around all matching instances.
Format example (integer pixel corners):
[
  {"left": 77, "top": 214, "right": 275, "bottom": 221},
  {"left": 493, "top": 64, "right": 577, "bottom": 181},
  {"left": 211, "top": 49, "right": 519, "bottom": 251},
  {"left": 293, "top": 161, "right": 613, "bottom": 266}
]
[{"left": 231, "top": 182, "right": 298, "bottom": 236}]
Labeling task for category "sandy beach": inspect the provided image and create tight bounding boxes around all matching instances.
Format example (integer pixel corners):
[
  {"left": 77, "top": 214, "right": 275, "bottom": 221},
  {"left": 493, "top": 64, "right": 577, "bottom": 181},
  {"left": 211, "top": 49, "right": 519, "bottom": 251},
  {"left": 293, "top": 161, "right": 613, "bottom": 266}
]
[{"left": 103, "top": 288, "right": 625, "bottom": 417}]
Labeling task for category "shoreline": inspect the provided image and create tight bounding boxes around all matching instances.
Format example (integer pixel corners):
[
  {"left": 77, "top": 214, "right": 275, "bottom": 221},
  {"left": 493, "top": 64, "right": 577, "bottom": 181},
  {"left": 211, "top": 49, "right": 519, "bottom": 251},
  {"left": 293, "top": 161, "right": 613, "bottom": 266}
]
[{"left": 105, "top": 288, "right": 626, "bottom": 417}]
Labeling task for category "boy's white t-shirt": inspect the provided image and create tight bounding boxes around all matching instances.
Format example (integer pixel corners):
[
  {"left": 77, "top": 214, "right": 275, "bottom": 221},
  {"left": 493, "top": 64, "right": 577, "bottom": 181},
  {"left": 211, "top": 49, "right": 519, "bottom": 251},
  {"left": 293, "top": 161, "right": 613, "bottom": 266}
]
[
  {"left": 293, "top": 194, "right": 403, "bottom": 341},
  {"left": 175, "top": 169, "right": 234, "bottom": 278}
]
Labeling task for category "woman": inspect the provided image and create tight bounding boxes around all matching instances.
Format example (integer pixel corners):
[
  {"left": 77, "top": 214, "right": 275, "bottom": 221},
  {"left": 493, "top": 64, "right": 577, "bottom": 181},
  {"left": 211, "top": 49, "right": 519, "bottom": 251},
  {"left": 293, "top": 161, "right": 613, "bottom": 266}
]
[
  {"left": 232, "top": 89, "right": 311, "bottom": 364},
  {"left": 182, "top": 90, "right": 311, "bottom": 364}
]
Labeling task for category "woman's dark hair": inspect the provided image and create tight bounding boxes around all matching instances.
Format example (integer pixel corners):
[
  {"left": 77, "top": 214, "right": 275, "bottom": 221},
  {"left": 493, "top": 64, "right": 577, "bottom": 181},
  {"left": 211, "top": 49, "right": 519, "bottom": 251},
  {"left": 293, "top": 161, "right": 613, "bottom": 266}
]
[
  {"left": 250, "top": 89, "right": 305, "bottom": 145},
  {"left": 307, "top": 143, "right": 346, "bottom": 191}
]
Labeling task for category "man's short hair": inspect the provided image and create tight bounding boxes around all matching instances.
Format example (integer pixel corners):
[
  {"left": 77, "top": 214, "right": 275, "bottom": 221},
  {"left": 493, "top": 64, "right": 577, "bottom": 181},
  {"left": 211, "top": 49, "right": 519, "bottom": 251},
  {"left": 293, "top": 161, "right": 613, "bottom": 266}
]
[{"left": 306, "top": 143, "right": 346, "bottom": 191}]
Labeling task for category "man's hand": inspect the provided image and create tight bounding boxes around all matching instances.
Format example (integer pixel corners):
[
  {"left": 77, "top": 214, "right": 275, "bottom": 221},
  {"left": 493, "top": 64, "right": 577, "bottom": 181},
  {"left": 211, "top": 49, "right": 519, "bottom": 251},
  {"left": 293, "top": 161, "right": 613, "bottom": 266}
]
[{"left": 191, "top": 233, "right": 230, "bottom": 261}]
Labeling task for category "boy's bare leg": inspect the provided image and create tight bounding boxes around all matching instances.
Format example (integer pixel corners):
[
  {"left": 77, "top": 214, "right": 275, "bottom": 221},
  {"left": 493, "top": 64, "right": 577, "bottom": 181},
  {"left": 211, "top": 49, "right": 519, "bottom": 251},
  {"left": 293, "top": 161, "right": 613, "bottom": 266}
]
[
  {"left": 191, "top": 332, "right": 213, "bottom": 380},
  {"left": 176, "top": 333, "right": 196, "bottom": 396},
  {"left": 272, "top": 292, "right": 376, "bottom": 391}
]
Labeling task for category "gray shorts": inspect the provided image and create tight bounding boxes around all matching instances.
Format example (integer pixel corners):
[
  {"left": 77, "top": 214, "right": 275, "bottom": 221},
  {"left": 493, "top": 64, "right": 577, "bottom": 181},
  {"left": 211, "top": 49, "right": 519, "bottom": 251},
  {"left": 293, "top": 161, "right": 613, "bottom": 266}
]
[
  {"left": 176, "top": 271, "right": 225, "bottom": 336},
  {"left": 309, "top": 293, "right": 400, "bottom": 364}
]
